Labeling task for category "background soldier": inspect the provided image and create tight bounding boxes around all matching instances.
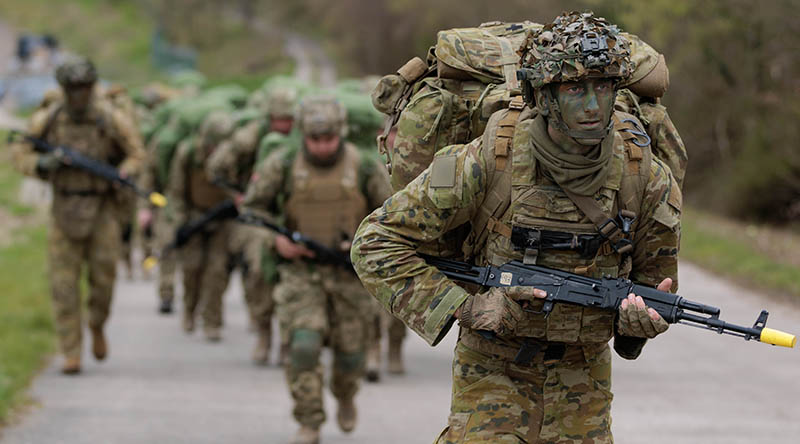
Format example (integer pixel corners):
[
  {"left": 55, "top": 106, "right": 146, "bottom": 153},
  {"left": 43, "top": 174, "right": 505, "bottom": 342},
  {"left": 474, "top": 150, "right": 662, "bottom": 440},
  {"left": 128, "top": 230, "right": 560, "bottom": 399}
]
[
  {"left": 243, "top": 95, "right": 392, "bottom": 444},
  {"left": 166, "top": 111, "right": 236, "bottom": 341},
  {"left": 352, "top": 12, "right": 681, "bottom": 443},
  {"left": 10, "top": 57, "right": 145, "bottom": 374},
  {"left": 207, "top": 86, "right": 298, "bottom": 365}
]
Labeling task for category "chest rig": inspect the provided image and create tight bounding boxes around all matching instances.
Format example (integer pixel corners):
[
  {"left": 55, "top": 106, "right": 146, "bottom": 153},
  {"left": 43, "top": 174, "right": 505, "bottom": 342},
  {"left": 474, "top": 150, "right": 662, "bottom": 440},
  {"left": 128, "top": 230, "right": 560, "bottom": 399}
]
[
  {"left": 284, "top": 143, "right": 369, "bottom": 249},
  {"left": 187, "top": 147, "right": 229, "bottom": 211},
  {"left": 46, "top": 105, "right": 121, "bottom": 195},
  {"left": 475, "top": 108, "right": 652, "bottom": 344},
  {"left": 43, "top": 104, "right": 124, "bottom": 239}
]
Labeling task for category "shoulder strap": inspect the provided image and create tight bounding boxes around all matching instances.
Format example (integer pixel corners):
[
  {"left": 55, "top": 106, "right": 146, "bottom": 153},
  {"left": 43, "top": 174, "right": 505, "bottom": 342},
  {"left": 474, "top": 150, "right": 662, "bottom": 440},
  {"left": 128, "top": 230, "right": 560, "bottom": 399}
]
[
  {"left": 39, "top": 104, "right": 63, "bottom": 140},
  {"left": 561, "top": 113, "right": 653, "bottom": 256},
  {"left": 463, "top": 96, "right": 525, "bottom": 259}
]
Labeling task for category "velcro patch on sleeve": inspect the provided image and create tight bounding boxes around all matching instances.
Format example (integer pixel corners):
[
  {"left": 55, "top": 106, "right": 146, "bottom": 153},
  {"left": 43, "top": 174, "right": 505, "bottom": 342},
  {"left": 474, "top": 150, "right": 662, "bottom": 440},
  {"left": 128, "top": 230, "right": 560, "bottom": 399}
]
[{"left": 430, "top": 155, "right": 457, "bottom": 188}]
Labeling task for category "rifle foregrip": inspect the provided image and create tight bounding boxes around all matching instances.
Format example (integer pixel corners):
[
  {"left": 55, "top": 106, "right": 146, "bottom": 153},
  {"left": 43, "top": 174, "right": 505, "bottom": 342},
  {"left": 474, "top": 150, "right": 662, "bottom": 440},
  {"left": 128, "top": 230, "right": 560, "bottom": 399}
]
[{"left": 760, "top": 328, "right": 796, "bottom": 348}]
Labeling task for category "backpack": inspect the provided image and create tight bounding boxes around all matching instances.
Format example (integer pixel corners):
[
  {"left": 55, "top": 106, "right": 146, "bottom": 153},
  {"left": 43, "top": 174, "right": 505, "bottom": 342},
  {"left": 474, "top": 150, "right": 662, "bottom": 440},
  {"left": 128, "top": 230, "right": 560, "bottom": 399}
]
[
  {"left": 372, "top": 22, "right": 681, "bottom": 259},
  {"left": 372, "top": 22, "right": 675, "bottom": 192}
]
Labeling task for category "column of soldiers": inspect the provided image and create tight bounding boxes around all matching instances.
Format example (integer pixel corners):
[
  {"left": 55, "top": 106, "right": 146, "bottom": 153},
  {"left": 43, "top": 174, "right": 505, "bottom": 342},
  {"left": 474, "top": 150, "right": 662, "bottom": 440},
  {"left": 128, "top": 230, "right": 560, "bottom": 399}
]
[{"left": 10, "top": 11, "right": 686, "bottom": 444}]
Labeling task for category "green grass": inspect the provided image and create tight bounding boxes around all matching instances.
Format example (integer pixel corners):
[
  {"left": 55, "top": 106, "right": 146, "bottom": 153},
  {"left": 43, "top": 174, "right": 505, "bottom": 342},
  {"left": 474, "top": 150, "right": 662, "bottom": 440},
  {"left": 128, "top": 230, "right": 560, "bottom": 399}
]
[
  {"left": 0, "top": 151, "right": 53, "bottom": 425},
  {"left": 681, "top": 208, "right": 800, "bottom": 298}
]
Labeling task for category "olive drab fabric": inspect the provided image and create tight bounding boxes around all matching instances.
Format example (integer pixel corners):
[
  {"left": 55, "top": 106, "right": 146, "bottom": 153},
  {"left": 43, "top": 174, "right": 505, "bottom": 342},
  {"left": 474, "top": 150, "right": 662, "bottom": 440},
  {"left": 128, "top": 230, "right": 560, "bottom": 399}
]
[{"left": 285, "top": 143, "right": 368, "bottom": 248}]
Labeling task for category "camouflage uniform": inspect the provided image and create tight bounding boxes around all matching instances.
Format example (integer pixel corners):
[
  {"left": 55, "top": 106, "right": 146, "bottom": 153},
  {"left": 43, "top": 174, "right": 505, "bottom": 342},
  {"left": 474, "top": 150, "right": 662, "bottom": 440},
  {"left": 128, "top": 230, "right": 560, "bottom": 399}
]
[
  {"left": 352, "top": 13, "right": 681, "bottom": 443},
  {"left": 243, "top": 95, "right": 392, "bottom": 437},
  {"left": 10, "top": 58, "right": 145, "bottom": 370},
  {"left": 166, "top": 112, "right": 236, "bottom": 338},
  {"left": 207, "top": 86, "right": 298, "bottom": 363}
]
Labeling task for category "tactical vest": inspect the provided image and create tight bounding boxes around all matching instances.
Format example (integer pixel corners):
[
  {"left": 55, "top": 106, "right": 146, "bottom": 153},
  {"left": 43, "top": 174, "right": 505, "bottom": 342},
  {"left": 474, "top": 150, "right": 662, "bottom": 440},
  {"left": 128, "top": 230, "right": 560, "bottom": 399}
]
[
  {"left": 45, "top": 103, "right": 123, "bottom": 239},
  {"left": 284, "top": 143, "right": 369, "bottom": 249},
  {"left": 187, "top": 148, "right": 229, "bottom": 211},
  {"left": 469, "top": 104, "right": 653, "bottom": 344}
]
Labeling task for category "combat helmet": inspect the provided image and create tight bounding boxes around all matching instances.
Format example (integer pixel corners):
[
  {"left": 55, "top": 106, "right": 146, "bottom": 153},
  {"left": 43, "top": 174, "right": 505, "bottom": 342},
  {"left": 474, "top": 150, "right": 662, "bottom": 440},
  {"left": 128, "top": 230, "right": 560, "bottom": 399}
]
[
  {"left": 266, "top": 86, "right": 298, "bottom": 119},
  {"left": 197, "top": 110, "right": 235, "bottom": 158},
  {"left": 296, "top": 95, "right": 348, "bottom": 137},
  {"left": 517, "top": 12, "right": 633, "bottom": 139},
  {"left": 55, "top": 56, "right": 98, "bottom": 88}
]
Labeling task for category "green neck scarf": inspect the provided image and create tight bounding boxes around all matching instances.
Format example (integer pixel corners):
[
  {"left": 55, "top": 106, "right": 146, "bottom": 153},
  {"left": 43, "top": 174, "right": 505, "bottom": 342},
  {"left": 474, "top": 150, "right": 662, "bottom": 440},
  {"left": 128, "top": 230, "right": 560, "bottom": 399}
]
[{"left": 528, "top": 115, "right": 614, "bottom": 196}]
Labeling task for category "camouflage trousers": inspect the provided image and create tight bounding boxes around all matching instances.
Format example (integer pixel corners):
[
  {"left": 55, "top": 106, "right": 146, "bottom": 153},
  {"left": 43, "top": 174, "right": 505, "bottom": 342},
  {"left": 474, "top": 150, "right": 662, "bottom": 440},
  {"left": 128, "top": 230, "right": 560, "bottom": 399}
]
[
  {"left": 154, "top": 208, "right": 177, "bottom": 303},
  {"left": 48, "top": 210, "right": 120, "bottom": 360},
  {"left": 436, "top": 334, "right": 613, "bottom": 444},
  {"left": 180, "top": 220, "right": 234, "bottom": 329},
  {"left": 228, "top": 224, "right": 274, "bottom": 332},
  {"left": 274, "top": 262, "right": 371, "bottom": 428}
]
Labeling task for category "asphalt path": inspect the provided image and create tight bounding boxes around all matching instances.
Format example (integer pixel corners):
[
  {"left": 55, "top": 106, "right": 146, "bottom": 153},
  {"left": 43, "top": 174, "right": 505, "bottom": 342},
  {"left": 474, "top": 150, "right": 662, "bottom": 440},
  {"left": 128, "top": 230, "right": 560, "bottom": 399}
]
[{"left": 1, "top": 261, "right": 798, "bottom": 443}]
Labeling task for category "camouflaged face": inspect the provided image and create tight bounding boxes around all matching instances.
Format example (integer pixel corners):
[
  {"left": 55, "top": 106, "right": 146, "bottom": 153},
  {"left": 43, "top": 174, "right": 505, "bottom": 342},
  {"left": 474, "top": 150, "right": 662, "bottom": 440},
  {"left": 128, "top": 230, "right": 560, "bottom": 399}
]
[
  {"left": 517, "top": 12, "right": 633, "bottom": 88},
  {"left": 297, "top": 95, "right": 347, "bottom": 136},
  {"left": 56, "top": 57, "right": 98, "bottom": 87}
]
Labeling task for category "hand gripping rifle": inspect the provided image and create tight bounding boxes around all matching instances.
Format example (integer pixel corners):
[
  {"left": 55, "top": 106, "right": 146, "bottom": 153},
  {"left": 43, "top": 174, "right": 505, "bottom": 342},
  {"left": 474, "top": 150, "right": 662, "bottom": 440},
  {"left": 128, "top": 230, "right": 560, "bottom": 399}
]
[
  {"left": 8, "top": 131, "right": 167, "bottom": 207},
  {"left": 236, "top": 209, "right": 353, "bottom": 270},
  {"left": 422, "top": 255, "right": 796, "bottom": 348},
  {"left": 143, "top": 199, "right": 238, "bottom": 270}
]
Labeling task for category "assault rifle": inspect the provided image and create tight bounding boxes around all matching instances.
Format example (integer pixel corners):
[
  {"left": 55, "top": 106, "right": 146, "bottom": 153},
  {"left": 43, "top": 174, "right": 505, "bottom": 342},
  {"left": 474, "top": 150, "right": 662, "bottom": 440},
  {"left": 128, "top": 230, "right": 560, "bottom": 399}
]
[
  {"left": 236, "top": 209, "right": 353, "bottom": 270},
  {"left": 421, "top": 255, "right": 796, "bottom": 348},
  {"left": 143, "top": 199, "right": 238, "bottom": 270},
  {"left": 7, "top": 131, "right": 167, "bottom": 207}
]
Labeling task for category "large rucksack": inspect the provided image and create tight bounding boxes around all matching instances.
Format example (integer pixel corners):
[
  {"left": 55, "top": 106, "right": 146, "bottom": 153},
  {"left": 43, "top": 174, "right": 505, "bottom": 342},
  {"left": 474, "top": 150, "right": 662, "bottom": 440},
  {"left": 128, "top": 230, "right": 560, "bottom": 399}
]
[{"left": 373, "top": 21, "right": 676, "bottom": 192}]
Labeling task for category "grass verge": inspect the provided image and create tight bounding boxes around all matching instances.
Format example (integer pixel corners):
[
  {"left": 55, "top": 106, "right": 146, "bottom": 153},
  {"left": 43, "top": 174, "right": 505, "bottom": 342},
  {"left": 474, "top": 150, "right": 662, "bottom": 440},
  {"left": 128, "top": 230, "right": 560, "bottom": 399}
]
[
  {"left": 0, "top": 145, "right": 53, "bottom": 425},
  {"left": 681, "top": 208, "right": 800, "bottom": 298}
]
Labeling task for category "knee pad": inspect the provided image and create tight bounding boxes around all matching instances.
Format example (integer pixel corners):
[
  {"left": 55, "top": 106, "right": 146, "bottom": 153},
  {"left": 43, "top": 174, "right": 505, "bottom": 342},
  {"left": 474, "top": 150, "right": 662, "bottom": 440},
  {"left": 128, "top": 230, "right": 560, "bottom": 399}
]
[
  {"left": 335, "top": 351, "right": 365, "bottom": 373},
  {"left": 290, "top": 329, "right": 323, "bottom": 371}
]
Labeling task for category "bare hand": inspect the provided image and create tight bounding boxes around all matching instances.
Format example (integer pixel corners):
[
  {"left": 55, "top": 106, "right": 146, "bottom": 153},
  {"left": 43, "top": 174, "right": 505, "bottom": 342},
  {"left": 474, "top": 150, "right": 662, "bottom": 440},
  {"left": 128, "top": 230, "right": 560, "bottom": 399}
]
[
  {"left": 275, "top": 235, "right": 316, "bottom": 260},
  {"left": 137, "top": 209, "right": 153, "bottom": 228}
]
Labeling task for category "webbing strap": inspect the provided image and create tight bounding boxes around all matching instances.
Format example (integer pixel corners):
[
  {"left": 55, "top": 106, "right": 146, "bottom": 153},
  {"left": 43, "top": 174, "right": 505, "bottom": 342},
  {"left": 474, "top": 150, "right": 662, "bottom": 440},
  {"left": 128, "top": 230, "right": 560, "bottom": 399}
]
[
  {"left": 496, "top": 36, "right": 520, "bottom": 90},
  {"left": 562, "top": 188, "right": 635, "bottom": 255},
  {"left": 494, "top": 96, "right": 524, "bottom": 172}
]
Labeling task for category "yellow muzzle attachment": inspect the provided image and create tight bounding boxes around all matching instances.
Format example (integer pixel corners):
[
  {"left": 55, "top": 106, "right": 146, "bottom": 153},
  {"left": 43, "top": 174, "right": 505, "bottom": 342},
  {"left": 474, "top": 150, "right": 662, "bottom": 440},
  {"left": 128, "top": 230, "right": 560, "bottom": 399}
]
[
  {"left": 142, "top": 256, "right": 159, "bottom": 271},
  {"left": 760, "top": 328, "right": 796, "bottom": 348},
  {"left": 149, "top": 192, "right": 167, "bottom": 208}
]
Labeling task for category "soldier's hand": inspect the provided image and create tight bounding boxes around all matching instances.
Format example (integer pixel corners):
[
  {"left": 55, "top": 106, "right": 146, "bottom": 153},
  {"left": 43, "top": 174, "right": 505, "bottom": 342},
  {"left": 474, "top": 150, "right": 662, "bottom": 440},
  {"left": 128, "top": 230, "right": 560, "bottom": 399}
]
[
  {"left": 275, "top": 235, "right": 316, "bottom": 260},
  {"left": 617, "top": 277, "right": 671, "bottom": 338},
  {"left": 137, "top": 209, "right": 153, "bottom": 229},
  {"left": 457, "top": 287, "right": 545, "bottom": 337}
]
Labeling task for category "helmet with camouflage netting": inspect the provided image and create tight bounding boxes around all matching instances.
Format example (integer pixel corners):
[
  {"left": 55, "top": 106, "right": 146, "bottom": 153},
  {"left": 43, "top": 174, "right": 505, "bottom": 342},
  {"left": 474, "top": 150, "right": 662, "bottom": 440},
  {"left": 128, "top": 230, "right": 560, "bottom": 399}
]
[
  {"left": 55, "top": 56, "right": 98, "bottom": 88},
  {"left": 517, "top": 11, "right": 633, "bottom": 139},
  {"left": 296, "top": 94, "right": 348, "bottom": 137}
]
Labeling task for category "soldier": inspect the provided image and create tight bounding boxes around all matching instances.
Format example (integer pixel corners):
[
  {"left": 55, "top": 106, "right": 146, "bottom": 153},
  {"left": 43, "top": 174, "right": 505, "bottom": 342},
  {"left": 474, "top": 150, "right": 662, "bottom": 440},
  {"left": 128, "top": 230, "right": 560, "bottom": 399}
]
[
  {"left": 207, "top": 86, "right": 298, "bottom": 365},
  {"left": 10, "top": 57, "right": 145, "bottom": 374},
  {"left": 243, "top": 95, "right": 392, "bottom": 444},
  {"left": 352, "top": 12, "right": 681, "bottom": 443},
  {"left": 166, "top": 111, "right": 237, "bottom": 340}
]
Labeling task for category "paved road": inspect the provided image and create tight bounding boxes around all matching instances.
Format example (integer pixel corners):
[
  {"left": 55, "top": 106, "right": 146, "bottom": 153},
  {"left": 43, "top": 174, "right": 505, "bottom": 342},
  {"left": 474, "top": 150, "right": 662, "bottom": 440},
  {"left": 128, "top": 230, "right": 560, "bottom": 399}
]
[{"left": 1, "top": 261, "right": 798, "bottom": 443}]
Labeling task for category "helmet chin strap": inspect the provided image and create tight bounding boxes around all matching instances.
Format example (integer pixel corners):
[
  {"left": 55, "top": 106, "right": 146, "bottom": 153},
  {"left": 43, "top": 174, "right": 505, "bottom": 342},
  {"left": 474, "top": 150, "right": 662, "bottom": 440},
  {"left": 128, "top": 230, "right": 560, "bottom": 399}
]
[{"left": 539, "top": 86, "right": 614, "bottom": 141}]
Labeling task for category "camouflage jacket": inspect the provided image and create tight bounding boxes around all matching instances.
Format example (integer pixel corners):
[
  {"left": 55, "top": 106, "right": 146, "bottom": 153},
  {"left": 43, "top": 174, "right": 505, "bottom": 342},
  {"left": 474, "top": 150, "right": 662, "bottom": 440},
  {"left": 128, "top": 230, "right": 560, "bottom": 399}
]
[
  {"left": 165, "top": 139, "right": 229, "bottom": 228},
  {"left": 243, "top": 141, "right": 393, "bottom": 249},
  {"left": 351, "top": 109, "right": 681, "bottom": 347},
  {"left": 206, "top": 119, "right": 266, "bottom": 194}
]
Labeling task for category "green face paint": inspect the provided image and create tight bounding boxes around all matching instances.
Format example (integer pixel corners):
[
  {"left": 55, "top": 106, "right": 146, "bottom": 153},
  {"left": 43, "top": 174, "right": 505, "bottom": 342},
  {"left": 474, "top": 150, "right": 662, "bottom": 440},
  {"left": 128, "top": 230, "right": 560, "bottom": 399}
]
[{"left": 554, "top": 79, "right": 615, "bottom": 145}]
